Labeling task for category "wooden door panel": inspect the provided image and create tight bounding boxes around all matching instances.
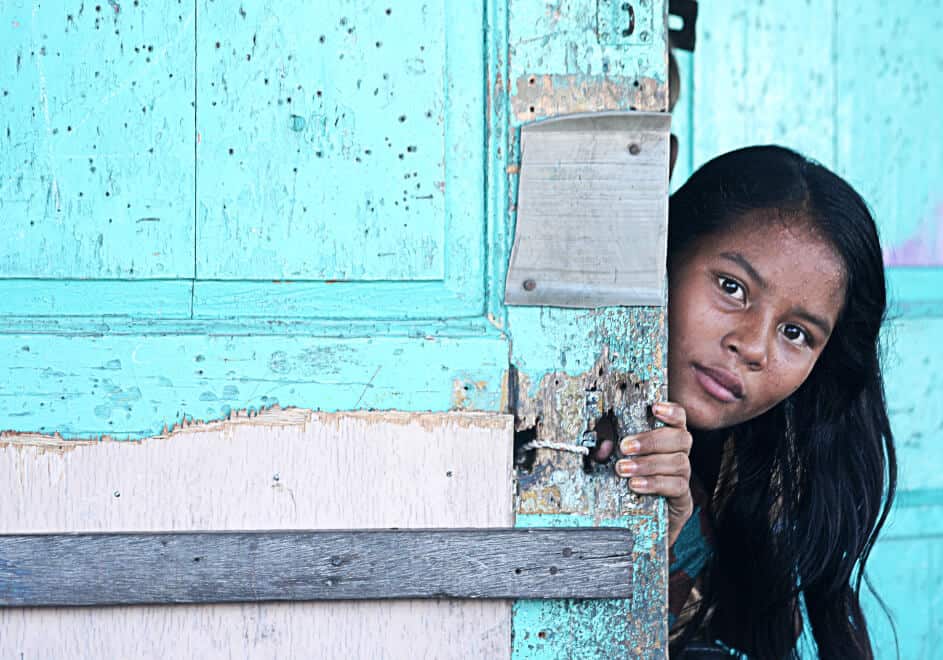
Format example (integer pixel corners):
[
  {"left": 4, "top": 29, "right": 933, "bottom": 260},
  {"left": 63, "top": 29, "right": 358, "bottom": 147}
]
[
  {"left": 0, "top": 0, "right": 196, "bottom": 279},
  {"left": 195, "top": 0, "right": 484, "bottom": 287}
]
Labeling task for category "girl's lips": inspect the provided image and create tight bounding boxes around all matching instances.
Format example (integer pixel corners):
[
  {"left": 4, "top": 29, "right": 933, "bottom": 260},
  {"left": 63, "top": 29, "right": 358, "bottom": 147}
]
[{"left": 692, "top": 365, "right": 744, "bottom": 403}]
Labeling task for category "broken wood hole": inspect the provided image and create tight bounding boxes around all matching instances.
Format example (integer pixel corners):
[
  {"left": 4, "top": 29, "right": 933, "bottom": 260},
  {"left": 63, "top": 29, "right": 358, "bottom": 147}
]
[{"left": 513, "top": 424, "right": 539, "bottom": 472}]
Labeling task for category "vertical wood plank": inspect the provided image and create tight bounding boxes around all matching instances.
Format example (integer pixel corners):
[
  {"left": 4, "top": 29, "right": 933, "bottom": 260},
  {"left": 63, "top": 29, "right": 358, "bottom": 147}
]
[{"left": 500, "top": 1, "right": 670, "bottom": 656}]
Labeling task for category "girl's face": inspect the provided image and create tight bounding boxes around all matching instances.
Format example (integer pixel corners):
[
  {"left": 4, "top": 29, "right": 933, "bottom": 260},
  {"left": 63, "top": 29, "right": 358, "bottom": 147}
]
[{"left": 667, "top": 211, "right": 847, "bottom": 431}]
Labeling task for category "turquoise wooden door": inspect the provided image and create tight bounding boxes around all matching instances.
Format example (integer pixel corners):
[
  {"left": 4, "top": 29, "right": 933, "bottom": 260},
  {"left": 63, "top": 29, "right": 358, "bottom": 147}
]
[
  {"left": 1, "top": 1, "right": 671, "bottom": 656},
  {"left": 672, "top": 1, "right": 943, "bottom": 656},
  {"left": 0, "top": 0, "right": 505, "bottom": 432}
]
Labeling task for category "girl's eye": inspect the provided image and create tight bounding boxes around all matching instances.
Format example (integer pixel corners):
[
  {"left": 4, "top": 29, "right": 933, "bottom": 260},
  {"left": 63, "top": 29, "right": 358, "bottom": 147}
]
[
  {"left": 780, "top": 323, "right": 809, "bottom": 346},
  {"left": 717, "top": 276, "right": 745, "bottom": 301}
]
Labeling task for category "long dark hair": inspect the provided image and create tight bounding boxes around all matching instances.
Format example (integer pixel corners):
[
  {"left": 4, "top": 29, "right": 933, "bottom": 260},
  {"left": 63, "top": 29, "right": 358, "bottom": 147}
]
[{"left": 668, "top": 146, "right": 897, "bottom": 658}]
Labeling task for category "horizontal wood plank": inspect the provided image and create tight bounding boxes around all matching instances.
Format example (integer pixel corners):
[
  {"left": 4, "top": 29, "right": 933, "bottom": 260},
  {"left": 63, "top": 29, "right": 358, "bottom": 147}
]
[
  {"left": 0, "top": 528, "right": 634, "bottom": 606},
  {"left": 0, "top": 280, "right": 192, "bottom": 318},
  {"left": 0, "top": 333, "right": 509, "bottom": 437},
  {"left": 192, "top": 279, "right": 482, "bottom": 319}
]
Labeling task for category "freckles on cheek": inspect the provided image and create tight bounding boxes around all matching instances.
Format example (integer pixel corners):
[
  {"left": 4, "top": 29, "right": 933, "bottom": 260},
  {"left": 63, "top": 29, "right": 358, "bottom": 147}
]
[{"left": 769, "top": 362, "right": 816, "bottom": 402}]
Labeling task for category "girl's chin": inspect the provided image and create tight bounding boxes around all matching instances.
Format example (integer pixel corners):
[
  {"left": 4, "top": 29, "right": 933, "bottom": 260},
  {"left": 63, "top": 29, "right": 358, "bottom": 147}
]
[{"left": 676, "top": 389, "right": 744, "bottom": 431}]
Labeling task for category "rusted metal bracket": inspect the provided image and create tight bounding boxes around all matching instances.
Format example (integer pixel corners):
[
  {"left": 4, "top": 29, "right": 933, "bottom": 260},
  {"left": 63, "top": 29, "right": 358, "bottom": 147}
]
[{"left": 597, "top": 0, "right": 656, "bottom": 46}]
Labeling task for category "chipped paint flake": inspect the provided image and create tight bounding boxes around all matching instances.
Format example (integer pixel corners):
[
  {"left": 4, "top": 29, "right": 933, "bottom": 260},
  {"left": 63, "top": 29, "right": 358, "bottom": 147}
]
[
  {"left": 0, "top": 406, "right": 513, "bottom": 454},
  {"left": 512, "top": 74, "right": 667, "bottom": 121}
]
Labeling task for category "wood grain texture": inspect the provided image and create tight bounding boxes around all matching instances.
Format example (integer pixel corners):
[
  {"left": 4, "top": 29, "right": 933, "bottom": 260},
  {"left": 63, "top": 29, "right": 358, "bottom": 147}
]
[
  {"left": 0, "top": 529, "right": 637, "bottom": 605},
  {"left": 0, "top": 410, "right": 515, "bottom": 658}
]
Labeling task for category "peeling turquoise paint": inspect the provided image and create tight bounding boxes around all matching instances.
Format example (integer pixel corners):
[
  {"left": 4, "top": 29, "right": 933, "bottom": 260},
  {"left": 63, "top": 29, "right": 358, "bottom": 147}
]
[
  {"left": 0, "top": 0, "right": 503, "bottom": 440},
  {"left": 509, "top": 307, "right": 664, "bottom": 399},
  {"left": 516, "top": 513, "right": 658, "bottom": 555},
  {"left": 0, "top": 330, "right": 508, "bottom": 438},
  {"left": 514, "top": 515, "right": 663, "bottom": 659},
  {"left": 502, "top": 0, "right": 670, "bottom": 656},
  {"left": 508, "top": 0, "right": 667, "bottom": 91}
]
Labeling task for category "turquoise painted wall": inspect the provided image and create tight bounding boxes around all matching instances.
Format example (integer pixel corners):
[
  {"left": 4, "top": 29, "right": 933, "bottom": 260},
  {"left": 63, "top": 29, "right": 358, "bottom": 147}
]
[{"left": 672, "top": 2, "right": 943, "bottom": 656}]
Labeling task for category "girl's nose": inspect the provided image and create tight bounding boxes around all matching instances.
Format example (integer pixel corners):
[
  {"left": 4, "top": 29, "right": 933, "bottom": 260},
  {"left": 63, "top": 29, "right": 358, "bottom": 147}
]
[{"left": 724, "top": 317, "right": 769, "bottom": 369}]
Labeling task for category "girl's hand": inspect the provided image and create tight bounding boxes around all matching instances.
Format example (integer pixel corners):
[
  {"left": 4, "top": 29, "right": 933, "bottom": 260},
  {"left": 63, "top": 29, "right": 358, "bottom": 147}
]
[{"left": 615, "top": 401, "right": 693, "bottom": 547}]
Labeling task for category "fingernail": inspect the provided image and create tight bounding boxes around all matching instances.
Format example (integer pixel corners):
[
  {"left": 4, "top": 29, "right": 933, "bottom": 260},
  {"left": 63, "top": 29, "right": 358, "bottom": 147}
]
[
  {"left": 630, "top": 477, "right": 648, "bottom": 490},
  {"left": 615, "top": 460, "right": 636, "bottom": 477},
  {"left": 652, "top": 402, "right": 667, "bottom": 415},
  {"left": 621, "top": 438, "right": 641, "bottom": 455}
]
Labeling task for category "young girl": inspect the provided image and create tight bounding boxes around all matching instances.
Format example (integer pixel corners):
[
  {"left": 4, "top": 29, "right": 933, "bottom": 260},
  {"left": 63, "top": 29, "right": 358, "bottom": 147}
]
[{"left": 606, "top": 145, "right": 897, "bottom": 658}]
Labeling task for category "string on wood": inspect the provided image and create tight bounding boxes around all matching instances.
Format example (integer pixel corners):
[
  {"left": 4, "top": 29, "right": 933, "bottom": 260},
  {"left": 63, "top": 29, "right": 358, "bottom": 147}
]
[{"left": 519, "top": 439, "right": 590, "bottom": 456}]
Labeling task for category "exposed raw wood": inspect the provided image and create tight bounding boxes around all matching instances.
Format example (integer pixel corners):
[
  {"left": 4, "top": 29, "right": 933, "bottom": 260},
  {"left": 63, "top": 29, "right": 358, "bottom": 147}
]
[{"left": 511, "top": 74, "right": 667, "bottom": 121}]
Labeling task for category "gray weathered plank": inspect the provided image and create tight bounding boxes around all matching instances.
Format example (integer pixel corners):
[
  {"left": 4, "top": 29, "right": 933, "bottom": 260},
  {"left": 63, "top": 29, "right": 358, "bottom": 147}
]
[{"left": 0, "top": 528, "right": 633, "bottom": 606}]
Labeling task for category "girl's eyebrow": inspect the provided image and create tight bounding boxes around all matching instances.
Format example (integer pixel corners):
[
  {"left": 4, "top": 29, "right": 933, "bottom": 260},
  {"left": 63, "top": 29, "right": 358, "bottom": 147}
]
[
  {"left": 793, "top": 307, "right": 833, "bottom": 337},
  {"left": 719, "top": 252, "right": 768, "bottom": 289}
]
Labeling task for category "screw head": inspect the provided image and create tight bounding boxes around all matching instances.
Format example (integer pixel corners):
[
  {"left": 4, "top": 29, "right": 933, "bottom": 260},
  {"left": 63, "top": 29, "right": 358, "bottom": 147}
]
[
  {"left": 522, "top": 279, "right": 537, "bottom": 291},
  {"left": 628, "top": 143, "right": 641, "bottom": 155}
]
